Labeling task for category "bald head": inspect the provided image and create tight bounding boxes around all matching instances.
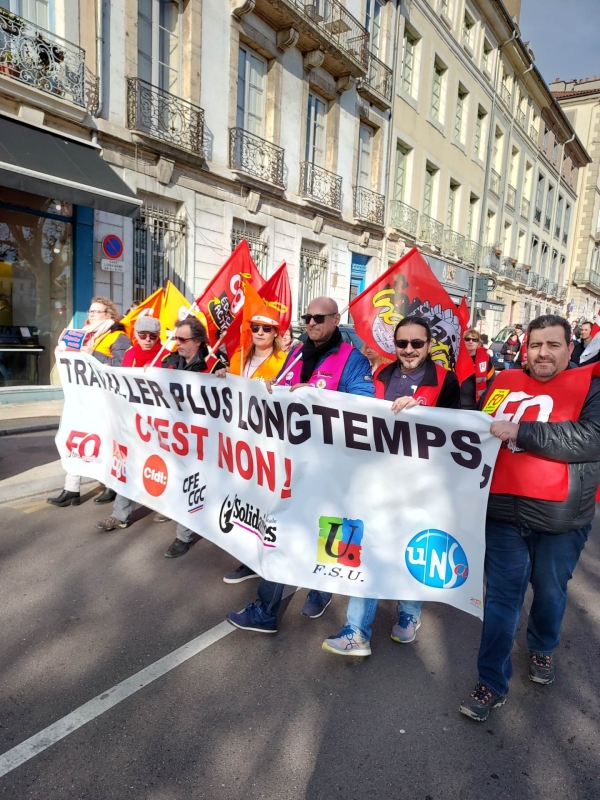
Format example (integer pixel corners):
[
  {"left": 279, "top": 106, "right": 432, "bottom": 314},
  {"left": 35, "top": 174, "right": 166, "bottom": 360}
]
[
  {"left": 308, "top": 296, "right": 338, "bottom": 315},
  {"left": 303, "top": 296, "right": 341, "bottom": 345}
]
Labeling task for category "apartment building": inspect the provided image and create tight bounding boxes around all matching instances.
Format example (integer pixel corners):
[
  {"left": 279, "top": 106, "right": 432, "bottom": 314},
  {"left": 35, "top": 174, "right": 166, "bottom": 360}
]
[
  {"left": 386, "top": 0, "right": 590, "bottom": 334},
  {"left": 549, "top": 77, "right": 600, "bottom": 323}
]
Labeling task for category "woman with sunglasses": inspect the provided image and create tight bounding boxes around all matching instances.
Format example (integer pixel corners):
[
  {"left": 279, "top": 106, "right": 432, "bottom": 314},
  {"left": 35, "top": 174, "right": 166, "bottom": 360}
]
[
  {"left": 121, "top": 315, "right": 164, "bottom": 367},
  {"left": 460, "top": 328, "right": 495, "bottom": 410}
]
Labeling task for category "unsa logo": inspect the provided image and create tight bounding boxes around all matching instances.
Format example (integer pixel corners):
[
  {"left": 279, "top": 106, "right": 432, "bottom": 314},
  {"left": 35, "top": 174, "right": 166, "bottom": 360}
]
[
  {"left": 405, "top": 529, "right": 468, "bottom": 589},
  {"left": 143, "top": 454, "right": 168, "bottom": 497}
]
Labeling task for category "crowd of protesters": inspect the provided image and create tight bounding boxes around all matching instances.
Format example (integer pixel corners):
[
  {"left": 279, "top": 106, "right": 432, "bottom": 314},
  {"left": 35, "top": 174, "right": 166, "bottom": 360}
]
[{"left": 47, "top": 294, "right": 600, "bottom": 724}]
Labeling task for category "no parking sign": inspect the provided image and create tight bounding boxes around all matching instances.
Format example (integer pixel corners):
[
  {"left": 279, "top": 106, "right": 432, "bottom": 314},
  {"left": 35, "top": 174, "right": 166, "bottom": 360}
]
[{"left": 101, "top": 234, "right": 125, "bottom": 273}]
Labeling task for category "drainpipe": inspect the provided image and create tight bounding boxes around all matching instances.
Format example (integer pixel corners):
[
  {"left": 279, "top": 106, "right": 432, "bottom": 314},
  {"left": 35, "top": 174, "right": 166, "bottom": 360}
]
[
  {"left": 93, "top": 0, "right": 104, "bottom": 122},
  {"left": 553, "top": 133, "right": 575, "bottom": 299},
  {"left": 469, "top": 28, "right": 518, "bottom": 325}
]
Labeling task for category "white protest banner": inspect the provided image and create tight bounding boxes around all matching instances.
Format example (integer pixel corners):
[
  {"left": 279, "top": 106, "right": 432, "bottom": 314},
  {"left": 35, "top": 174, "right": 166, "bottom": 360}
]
[{"left": 55, "top": 353, "right": 500, "bottom": 619}]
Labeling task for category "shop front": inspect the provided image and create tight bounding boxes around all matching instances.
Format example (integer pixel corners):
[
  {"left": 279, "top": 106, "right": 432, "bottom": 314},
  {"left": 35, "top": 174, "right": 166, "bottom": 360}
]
[{"left": 0, "top": 117, "right": 141, "bottom": 391}]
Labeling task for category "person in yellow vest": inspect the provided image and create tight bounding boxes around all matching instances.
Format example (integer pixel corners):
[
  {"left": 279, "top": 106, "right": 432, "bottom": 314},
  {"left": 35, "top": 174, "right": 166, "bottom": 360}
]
[
  {"left": 47, "top": 297, "right": 131, "bottom": 508},
  {"left": 222, "top": 307, "right": 287, "bottom": 584}
]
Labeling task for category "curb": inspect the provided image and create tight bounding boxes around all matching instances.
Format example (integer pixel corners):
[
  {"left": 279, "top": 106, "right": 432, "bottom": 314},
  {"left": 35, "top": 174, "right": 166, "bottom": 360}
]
[
  {"left": 0, "top": 423, "right": 60, "bottom": 437},
  {"left": 0, "top": 475, "right": 98, "bottom": 505}
]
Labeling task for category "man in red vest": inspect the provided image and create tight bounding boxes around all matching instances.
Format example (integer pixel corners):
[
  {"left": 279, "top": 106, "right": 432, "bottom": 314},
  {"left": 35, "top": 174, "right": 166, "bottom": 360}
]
[
  {"left": 460, "top": 328, "right": 494, "bottom": 410},
  {"left": 322, "top": 315, "right": 460, "bottom": 656},
  {"left": 460, "top": 314, "right": 600, "bottom": 722}
]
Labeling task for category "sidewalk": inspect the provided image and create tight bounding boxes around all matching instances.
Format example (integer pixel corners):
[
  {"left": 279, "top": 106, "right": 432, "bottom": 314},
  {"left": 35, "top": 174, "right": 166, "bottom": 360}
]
[{"left": 0, "top": 400, "right": 63, "bottom": 436}]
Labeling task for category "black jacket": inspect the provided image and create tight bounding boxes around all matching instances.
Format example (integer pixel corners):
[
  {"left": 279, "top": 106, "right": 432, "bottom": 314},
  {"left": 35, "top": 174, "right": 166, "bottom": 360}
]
[
  {"left": 161, "top": 347, "right": 226, "bottom": 373},
  {"left": 375, "top": 357, "right": 461, "bottom": 409},
  {"left": 486, "top": 371, "right": 600, "bottom": 533}
]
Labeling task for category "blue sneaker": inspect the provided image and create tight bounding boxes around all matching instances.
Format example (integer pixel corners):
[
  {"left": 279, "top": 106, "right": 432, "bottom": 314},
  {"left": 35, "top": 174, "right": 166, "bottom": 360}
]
[
  {"left": 391, "top": 612, "right": 421, "bottom": 643},
  {"left": 301, "top": 590, "right": 332, "bottom": 618},
  {"left": 226, "top": 602, "right": 277, "bottom": 633},
  {"left": 322, "top": 625, "right": 371, "bottom": 657}
]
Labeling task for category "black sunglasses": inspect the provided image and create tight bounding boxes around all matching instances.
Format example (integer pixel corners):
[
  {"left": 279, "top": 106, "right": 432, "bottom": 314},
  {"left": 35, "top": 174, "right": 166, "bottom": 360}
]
[
  {"left": 301, "top": 313, "right": 336, "bottom": 325},
  {"left": 464, "top": 337, "right": 479, "bottom": 343},
  {"left": 250, "top": 324, "right": 274, "bottom": 333},
  {"left": 395, "top": 338, "right": 427, "bottom": 350}
]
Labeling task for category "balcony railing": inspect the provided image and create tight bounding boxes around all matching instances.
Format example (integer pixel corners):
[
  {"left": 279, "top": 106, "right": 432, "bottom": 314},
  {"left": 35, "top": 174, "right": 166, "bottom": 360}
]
[
  {"left": 538, "top": 277, "right": 549, "bottom": 294},
  {"left": 482, "top": 246, "right": 501, "bottom": 273},
  {"left": 390, "top": 200, "right": 418, "bottom": 238},
  {"left": 353, "top": 185, "right": 385, "bottom": 225},
  {"left": 490, "top": 169, "right": 501, "bottom": 196},
  {"left": 506, "top": 184, "right": 516, "bottom": 209},
  {"left": 520, "top": 197, "right": 530, "bottom": 219},
  {"left": 573, "top": 268, "right": 600, "bottom": 290},
  {"left": 419, "top": 215, "right": 444, "bottom": 249},
  {"left": 544, "top": 215, "right": 551, "bottom": 231},
  {"left": 463, "top": 239, "right": 482, "bottom": 266},
  {"left": 357, "top": 49, "right": 393, "bottom": 107},
  {"left": 299, "top": 160, "right": 342, "bottom": 210},
  {"left": 500, "top": 257, "right": 516, "bottom": 277},
  {"left": 442, "top": 229, "right": 465, "bottom": 260},
  {"left": 0, "top": 7, "right": 85, "bottom": 106},
  {"left": 229, "top": 128, "right": 285, "bottom": 187},
  {"left": 558, "top": 286, "right": 567, "bottom": 301},
  {"left": 127, "top": 78, "right": 204, "bottom": 155},
  {"left": 500, "top": 84, "right": 511, "bottom": 108},
  {"left": 534, "top": 207, "right": 542, "bottom": 223},
  {"left": 547, "top": 281, "right": 558, "bottom": 297},
  {"left": 530, "top": 125, "right": 539, "bottom": 142},
  {"left": 516, "top": 108, "right": 526, "bottom": 128},
  {"left": 525, "top": 270, "right": 540, "bottom": 290},
  {"left": 513, "top": 265, "right": 525, "bottom": 283}
]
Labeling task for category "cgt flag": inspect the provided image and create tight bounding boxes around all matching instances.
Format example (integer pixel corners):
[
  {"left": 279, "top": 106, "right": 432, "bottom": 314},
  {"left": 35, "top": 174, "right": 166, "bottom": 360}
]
[
  {"left": 194, "top": 240, "right": 264, "bottom": 347},
  {"left": 349, "top": 247, "right": 464, "bottom": 371},
  {"left": 455, "top": 296, "right": 475, "bottom": 384}
]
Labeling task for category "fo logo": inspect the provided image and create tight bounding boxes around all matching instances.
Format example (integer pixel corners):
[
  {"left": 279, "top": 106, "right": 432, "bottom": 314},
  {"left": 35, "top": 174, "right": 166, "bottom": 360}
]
[
  {"left": 143, "top": 454, "right": 168, "bottom": 497},
  {"left": 111, "top": 441, "right": 128, "bottom": 483},
  {"left": 317, "top": 517, "right": 364, "bottom": 567},
  {"left": 406, "top": 530, "right": 468, "bottom": 589}
]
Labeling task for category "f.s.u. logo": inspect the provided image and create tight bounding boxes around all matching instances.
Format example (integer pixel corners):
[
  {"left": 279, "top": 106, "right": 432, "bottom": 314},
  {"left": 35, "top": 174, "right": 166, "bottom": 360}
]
[
  {"left": 405, "top": 530, "right": 468, "bottom": 589},
  {"left": 317, "top": 517, "right": 364, "bottom": 567}
]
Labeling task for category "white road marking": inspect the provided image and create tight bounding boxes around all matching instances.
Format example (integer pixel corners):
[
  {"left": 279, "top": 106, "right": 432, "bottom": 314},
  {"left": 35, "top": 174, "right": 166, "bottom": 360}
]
[{"left": 0, "top": 588, "right": 297, "bottom": 778}]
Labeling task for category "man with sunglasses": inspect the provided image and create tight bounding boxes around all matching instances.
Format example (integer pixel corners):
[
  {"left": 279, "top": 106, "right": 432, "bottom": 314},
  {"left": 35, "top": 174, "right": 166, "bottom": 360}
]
[
  {"left": 323, "top": 315, "right": 460, "bottom": 657},
  {"left": 226, "top": 296, "right": 375, "bottom": 633},
  {"left": 460, "top": 328, "right": 495, "bottom": 410}
]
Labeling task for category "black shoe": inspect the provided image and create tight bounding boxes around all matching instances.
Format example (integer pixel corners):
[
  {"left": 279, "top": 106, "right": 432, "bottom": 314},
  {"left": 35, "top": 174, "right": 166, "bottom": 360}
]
[
  {"left": 47, "top": 490, "right": 81, "bottom": 507},
  {"left": 164, "top": 533, "right": 202, "bottom": 558},
  {"left": 223, "top": 564, "right": 259, "bottom": 584},
  {"left": 94, "top": 488, "right": 117, "bottom": 504},
  {"left": 529, "top": 652, "right": 555, "bottom": 684},
  {"left": 459, "top": 682, "right": 507, "bottom": 722}
]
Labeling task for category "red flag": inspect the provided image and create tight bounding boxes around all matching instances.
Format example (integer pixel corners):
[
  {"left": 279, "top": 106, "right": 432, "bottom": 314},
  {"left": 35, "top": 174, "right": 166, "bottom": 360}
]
[
  {"left": 454, "top": 296, "right": 475, "bottom": 383},
  {"left": 221, "top": 262, "right": 292, "bottom": 357},
  {"left": 590, "top": 310, "right": 600, "bottom": 339},
  {"left": 194, "top": 240, "right": 264, "bottom": 346},
  {"left": 349, "top": 247, "right": 464, "bottom": 371}
]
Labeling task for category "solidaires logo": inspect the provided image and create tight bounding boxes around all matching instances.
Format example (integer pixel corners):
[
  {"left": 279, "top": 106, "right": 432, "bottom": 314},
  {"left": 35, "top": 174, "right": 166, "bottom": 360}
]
[
  {"left": 405, "top": 529, "right": 468, "bottom": 589},
  {"left": 317, "top": 517, "right": 364, "bottom": 567}
]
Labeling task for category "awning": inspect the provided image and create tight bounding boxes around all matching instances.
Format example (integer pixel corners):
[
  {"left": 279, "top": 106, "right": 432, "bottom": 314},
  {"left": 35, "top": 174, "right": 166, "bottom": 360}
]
[{"left": 0, "top": 117, "right": 142, "bottom": 218}]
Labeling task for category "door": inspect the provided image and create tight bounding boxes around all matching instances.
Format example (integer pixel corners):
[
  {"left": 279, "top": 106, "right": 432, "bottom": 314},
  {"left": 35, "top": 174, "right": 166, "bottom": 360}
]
[{"left": 237, "top": 45, "right": 266, "bottom": 137}]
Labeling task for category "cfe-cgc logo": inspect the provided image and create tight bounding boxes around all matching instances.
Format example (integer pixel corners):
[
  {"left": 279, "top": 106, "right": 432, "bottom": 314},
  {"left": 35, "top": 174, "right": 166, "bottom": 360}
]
[
  {"left": 111, "top": 441, "right": 128, "bottom": 483},
  {"left": 312, "top": 516, "right": 365, "bottom": 583},
  {"left": 143, "top": 454, "right": 168, "bottom": 497},
  {"left": 66, "top": 430, "right": 102, "bottom": 463},
  {"left": 405, "top": 529, "right": 468, "bottom": 589},
  {"left": 183, "top": 471, "right": 207, "bottom": 514},
  {"left": 218, "top": 495, "right": 277, "bottom": 547}
]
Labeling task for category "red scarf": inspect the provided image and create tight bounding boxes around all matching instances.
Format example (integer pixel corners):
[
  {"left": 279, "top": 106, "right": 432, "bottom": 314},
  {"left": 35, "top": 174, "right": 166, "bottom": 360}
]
[{"left": 121, "top": 341, "right": 164, "bottom": 368}]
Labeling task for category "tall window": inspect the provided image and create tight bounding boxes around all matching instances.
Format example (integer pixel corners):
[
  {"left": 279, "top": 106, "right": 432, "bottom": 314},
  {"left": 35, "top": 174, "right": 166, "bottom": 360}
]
[
  {"left": 556, "top": 195, "right": 564, "bottom": 236},
  {"left": 431, "top": 60, "right": 445, "bottom": 121},
  {"left": 509, "top": 146, "right": 519, "bottom": 185},
  {"left": 138, "top": 0, "right": 181, "bottom": 93},
  {"left": 357, "top": 124, "right": 374, "bottom": 189},
  {"left": 447, "top": 182, "right": 459, "bottom": 229},
  {"left": 423, "top": 165, "right": 436, "bottom": 217},
  {"left": 485, "top": 209, "right": 496, "bottom": 246},
  {"left": 401, "top": 28, "right": 418, "bottom": 95},
  {"left": 454, "top": 86, "right": 467, "bottom": 142},
  {"left": 524, "top": 161, "right": 533, "bottom": 201},
  {"left": 394, "top": 143, "right": 409, "bottom": 201},
  {"left": 305, "top": 92, "right": 326, "bottom": 167},
  {"left": 365, "top": 0, "right": 383, "bottom": 56},
  {"left": 231, "top": 222, "right": 268, "bottom": 274},
  {"left": 0, "top": 0, "right": 49, "bottom": 27},
  {"left": 134, "top": 205, "right": 186, "bottom": 302},
  {"left": 474, "top": 106, "right": 486, "bottom": 159},
  {"left": 530, "top": 235, "right": 539, "bottom": 269},
  {"left": 236, "top": 45, "right": 266, "bottom": 136},
  {"left": 467, "top": 195, "right": 479, "bottom": 240},
  {"left": 564, "top": 203, "right": 571, "bottom": 243},
  {"left": 462, "top": 14, "right": 474, "bottom": 49},
  {"left": 482, "top": 40, "right": 492, "bottom": 74},
  {"left": 439, "top": 0, "right": 449, "bottom": 15},
  {"left": 298, "top": 242, "right": 328, "bottom": 318},
  {"left": 535, "top": 173, "right": 545, "bottom": 214}
]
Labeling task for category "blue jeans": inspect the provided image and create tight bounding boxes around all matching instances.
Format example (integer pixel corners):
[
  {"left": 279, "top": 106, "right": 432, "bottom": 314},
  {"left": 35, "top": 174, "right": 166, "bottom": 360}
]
[
  {"left": 478, "top": 520, "right": 590, "bottom": 696},
  {"left": 257, "top": 580, "right": 285, "bottom": 616},
  {"left": 346, "top": 597, "right": 423, "bottom": 641}
]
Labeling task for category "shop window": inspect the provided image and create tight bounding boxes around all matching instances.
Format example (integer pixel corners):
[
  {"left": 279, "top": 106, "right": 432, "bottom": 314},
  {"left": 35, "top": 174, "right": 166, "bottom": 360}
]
[{"left": 133, "top": 204, "right": 186, "bottom": 302}]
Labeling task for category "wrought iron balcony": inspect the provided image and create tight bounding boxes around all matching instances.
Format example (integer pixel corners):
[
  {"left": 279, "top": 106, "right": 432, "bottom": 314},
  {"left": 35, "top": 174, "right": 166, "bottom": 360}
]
[
  {"left": 559, "top": 286, "right": 567, "bottom": 301},
  {"left": 490, "top": 169, "right": 501, "bottom": 196},
  {"left": 506, "top": 184, "right": 516, "bottom": 210},
  {"left": 520, "top": 197, "right": 530, "bottom": 219},
  {"left": 525, "top": 270, "right": 540, "bottom": 290},
  {"left": 419, "top": 215, "right": 444, "bottom": 249},
  {"left": 513, "top": 265, "right": 525, "bottom": 283},
  {"left": 544, "top": 215, "right": 551, "bottom": 231},
  {"left": 248, "top": 0, "right": 368, "bottom": 78},
  {"left": 127, "top": 78, "right": 204, "bottom": 155},
  {"left": 0, "top": 7, "right": 85, "bottom": 106},
  {"left": 353, "top": 185, "right": 385, "bottom": 225},
  {"left": 442, "top": 229, "right": 465, "bottom": 260},
  {"left": 516, "top": 108, "right": 526, "bottom": 128},
  {"left": 500, "top": 257, "right": 517, "bottom": 277},
  {"left": 229, "top": 127, "right": 285, "bottom": 187},
  {"left": 463, "top": 239, "right": 482, "bottom": 266},
  {"left": 500, "top": 84, "right": 511, "bottom": 108},
  {"left": 538, "top": 277, "right": 549, "bottom": 294},
  {"left": 482, "top": 246, "right": 501, "bottom": 273},
  {"left": 534, "top": 207, "right": 542, "bottom": 223},
  {"left": 530, "top": 125, "right": 539, "bottom": 142},
  {"left": 573, "top": 268, "right": 600, "bottom": 291},
  {"left": 357, "top": 49, "right": 393, "bottom": 109},
  {"left": 547, "top": 281, "right": 558, "bottom": 297},
  {"left": 299, "top": 160, "right": 342, "bottom": 210},
  {"left": 390, "top": 200, "right": 418, "bottom": 238}
]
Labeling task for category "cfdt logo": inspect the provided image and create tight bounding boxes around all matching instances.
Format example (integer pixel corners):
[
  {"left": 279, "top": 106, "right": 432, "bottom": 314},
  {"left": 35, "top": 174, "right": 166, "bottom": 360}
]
[
  {"left": 143, "top": 454, "right": 168, "bottom": 497},
  {"left": 66, "top": 430, "right": 102, "bottom": 463},
  {"left": 317, "top": 517, "right": 364, "bottom": 567},
  {"left": 405, "top": 529, "right": 468, "bottom": 589},
  {"left": 111, "top": 441, "right": 128, "bottom": 483}
]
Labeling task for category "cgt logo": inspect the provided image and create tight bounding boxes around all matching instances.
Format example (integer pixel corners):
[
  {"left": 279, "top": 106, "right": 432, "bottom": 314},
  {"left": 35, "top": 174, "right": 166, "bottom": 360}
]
[
  {"left": 143, "top": 454, "right": 168, "bottom": 497},
  {"left": 405, "top": 529, "right": 468, "bottom": 589},
  {"left": 317, "top": 516, "right": 364, "bottom": 567},
  {"left": 66, "top": 430, "right": 102, "bottom": 463},
  {"left": 111, "top": 441, "right": 128, "bottom": 483},
  {"left": 183, "top": 471, "right": 207, "bottom": 514}
]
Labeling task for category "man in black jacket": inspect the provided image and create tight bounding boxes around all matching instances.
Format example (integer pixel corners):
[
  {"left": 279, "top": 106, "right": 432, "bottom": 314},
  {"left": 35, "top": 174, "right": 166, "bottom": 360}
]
[{"left": 460, "top": 314, "right": 600, "bottom": 722}]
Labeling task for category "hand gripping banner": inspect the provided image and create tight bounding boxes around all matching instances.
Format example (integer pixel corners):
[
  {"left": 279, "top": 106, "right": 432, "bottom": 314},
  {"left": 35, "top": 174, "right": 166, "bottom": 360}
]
[{"left": 55, "top": 353, "right": 501, "bottom": 619}]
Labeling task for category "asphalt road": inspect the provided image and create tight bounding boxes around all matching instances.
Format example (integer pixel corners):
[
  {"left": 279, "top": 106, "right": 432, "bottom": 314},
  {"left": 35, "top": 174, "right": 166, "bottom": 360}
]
[
  {"left": 0, "top": 431, "right": 59, "bottom": 481},
  {"left": 1, "top": 467, "right": 599, "bottom": 798}
]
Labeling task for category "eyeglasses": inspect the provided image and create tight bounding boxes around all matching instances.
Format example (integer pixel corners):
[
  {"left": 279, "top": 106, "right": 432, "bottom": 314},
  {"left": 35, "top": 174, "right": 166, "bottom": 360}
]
[
  {"left": 137, "top": 332, "right": 159, "bottom": 340},
  {"left": 464, "top": 337, "right": 480, "bottom": 343},
  {"left": 88, "top": 308, "right": 107, "bottom": 315},
  {"left": 395, "top": 338, "right": 427, "bottom": 350},
  {"left": 175, "top": 336, "right": 194, "bottom": 344},
  {"left": 301, "top": 313, "right": 336, "bottom": 325},
  {"left": 250, "top": 324, "right": 274, "bottom": 333}
]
